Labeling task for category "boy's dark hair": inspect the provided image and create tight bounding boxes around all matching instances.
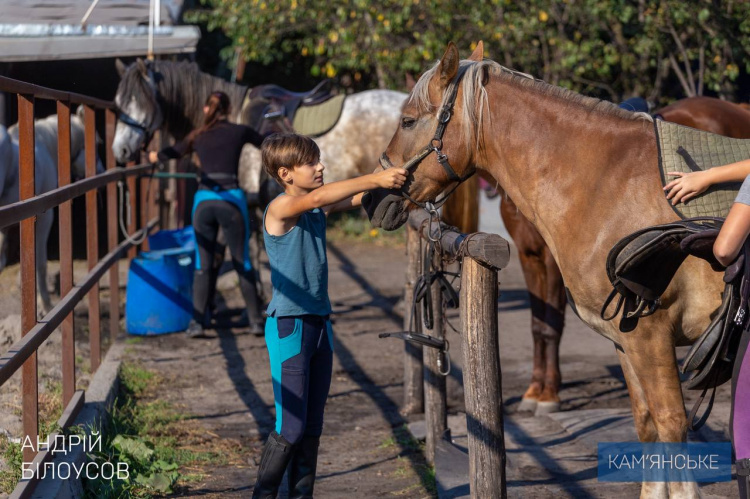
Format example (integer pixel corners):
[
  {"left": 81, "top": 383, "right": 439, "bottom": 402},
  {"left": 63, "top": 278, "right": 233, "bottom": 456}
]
[{"left": 262, "top": 133, "right": 320, "bottom": 183}]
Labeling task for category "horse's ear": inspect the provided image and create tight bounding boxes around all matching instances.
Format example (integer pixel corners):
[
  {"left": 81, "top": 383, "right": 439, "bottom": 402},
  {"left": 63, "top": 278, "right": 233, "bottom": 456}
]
[
  {"left": 405, "top": 72, "right": 416, "bottom": 92},
  {"left": 438, "top": 42, "right": 459, "bottom": 88},
  {"left": 468, "top": 41, "right": 484, "bottom": 62},
  {"left": 75, "top": 104, "right": 85, "bottom": 120},
  {"left": 115, "top": 58, "right": 127, "bottom": 77},
  {"left": 136, "top": 58, "right": 148, "bottom": 76}
]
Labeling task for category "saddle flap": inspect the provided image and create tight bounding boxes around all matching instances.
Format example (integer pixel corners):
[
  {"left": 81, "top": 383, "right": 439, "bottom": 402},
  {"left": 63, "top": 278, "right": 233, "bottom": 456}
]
[
  {"left": 608, "top": 227, "right": 691, "bottom": 302},
  {"left": 725, "top": 253, "right": 745, "bottom": 283},
  {"left": 602, "top": 218, "right": 724, "bottom": 331},
  {"left": 682, "top": 283, "right": 733, "bottom": 373}
]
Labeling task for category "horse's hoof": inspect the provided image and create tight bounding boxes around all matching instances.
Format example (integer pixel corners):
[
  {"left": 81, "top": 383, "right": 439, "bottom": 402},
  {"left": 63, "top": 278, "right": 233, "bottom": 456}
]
[
  {"left": 517, "top": 397, "right": 538, "bottom": 413},
  {"left": 534, "top": 401, "right": 561, "bottom": 416}
]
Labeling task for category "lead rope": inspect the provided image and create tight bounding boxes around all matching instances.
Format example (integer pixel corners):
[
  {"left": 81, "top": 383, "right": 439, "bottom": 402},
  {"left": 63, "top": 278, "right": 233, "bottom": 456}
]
[{"left": 117, "top": 163, "right": 157, "bottom": 246}]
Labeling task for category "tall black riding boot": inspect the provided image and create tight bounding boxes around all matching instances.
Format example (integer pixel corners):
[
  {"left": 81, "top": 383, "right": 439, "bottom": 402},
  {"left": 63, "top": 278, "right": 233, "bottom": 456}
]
[
  {"left": 738, "top": 458, "right": 750, "bottom": 499},
  {"left": 288, "top": 435, "right": 320, "bottom": 499},
  {"left": 252, "top": 431, "right": 294, "bottom": 499}
]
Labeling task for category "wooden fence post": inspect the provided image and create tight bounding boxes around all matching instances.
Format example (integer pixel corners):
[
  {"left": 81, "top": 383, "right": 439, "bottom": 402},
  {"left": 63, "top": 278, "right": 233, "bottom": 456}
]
[
  {"left": 57, "top": 102, "right": 76, "bottom": 407},
  {"left": 461, "top": 257, "right": 506, "bottom": 498},
  {"left": 105, "top": 109, "right": 119, "bottom": 343},
  {"left": 424, "top": 249, "right": 449, "bottom": 465},
  {"left": 18, "top": 93, "right": 38, "bottom": 464},
  {"left": 84, "top": 105, "right": 101, "bottom": 372},
  {"left": 403, "top": 224, "right": 424, "bottom": 415}
]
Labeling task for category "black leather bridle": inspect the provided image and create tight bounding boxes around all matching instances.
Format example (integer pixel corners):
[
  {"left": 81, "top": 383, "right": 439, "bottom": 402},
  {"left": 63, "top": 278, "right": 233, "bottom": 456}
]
[
  {"left": 115, "top": 69, "right": 163, "bottom": 152},
  {"left": 116, "top": 109, "right": 155, "bottom": 147},
  {"left": 379, "top": 65, "right": 476, "bottom": 213}
]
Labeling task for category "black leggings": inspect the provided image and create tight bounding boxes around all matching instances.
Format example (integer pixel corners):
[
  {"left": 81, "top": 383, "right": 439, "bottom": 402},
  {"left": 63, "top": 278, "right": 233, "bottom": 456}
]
[{"left": 193, "top": 199, "right": 262, "bottom": 324}]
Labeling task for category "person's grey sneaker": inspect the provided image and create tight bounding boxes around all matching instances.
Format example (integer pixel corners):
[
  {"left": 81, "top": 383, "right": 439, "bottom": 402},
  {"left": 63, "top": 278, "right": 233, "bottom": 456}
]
[{"left": 185, "top": 320, "right": 206, "bottom": 338}]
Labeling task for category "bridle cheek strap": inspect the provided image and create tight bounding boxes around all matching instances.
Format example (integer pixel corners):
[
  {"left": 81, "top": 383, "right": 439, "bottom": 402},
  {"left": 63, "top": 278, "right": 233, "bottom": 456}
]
[{"left": 381, "top": 66, "right": 476, "bottom": 212}]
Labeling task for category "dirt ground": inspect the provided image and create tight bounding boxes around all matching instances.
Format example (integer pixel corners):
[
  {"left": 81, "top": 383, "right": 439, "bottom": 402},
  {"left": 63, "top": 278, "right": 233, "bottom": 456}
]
[{"left": 0, "top": 224, "right": 739, "bottom": 497}]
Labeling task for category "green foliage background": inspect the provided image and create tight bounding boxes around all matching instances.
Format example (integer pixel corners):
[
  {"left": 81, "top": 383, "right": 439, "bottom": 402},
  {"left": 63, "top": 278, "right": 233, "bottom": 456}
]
[{"left": 187, "top": 0, "right": 750, "bottom": 103}]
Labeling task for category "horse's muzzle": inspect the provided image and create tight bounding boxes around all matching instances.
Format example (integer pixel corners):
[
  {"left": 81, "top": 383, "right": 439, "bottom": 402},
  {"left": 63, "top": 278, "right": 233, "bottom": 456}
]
[{"left": 362, "top": 189, "right": 408, "bottom": 230}]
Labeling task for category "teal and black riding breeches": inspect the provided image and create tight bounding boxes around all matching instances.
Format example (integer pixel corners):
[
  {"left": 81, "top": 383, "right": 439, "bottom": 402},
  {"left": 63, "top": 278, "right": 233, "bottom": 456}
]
[{"left": 265, "top": 314, "right": 333, "bottom": 445}]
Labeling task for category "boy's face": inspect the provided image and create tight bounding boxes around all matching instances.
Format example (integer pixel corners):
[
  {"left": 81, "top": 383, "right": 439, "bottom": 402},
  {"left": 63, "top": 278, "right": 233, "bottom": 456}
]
[{"left": 279, "top": 159, "right": 325, "bottom": 191}]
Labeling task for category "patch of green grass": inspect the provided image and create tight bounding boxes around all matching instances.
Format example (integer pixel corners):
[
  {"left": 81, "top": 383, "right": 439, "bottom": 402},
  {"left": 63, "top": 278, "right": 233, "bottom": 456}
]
[
  {"left": 0, "top": 437, "right": 22, "bottom": 495},
  {"left": 393, "top": 424, "right": 422, "bottom": 453},
  {"left": 391, "top": 457, "right": 436, "bottom": 497},
  {"left": 119, "top": 363, "right": 157, "bottom": 399},
  {"left": 327, "top": 211, "right": 405, "bottom": 247},
  {"left": 83, "top": 362, "right": 238, "bottom": 498},
  {"left": 0, "top": 380, "right": 64, "bottom": 494},
  {"left": 125, "top": 337, "right": 143, "bottom": 345},
  {"left": 386, "top": 425, "right": 436, "bottom": 497},
  {"left": 379, "top": 436, "right": 397, "bottom": 449}
]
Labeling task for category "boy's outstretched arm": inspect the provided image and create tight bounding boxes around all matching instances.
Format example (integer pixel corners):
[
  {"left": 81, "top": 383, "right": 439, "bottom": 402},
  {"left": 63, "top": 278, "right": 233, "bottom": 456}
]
[
  {"left": 269, "top": 168, "right": 407, "bottom": 222},
  {"left": 323, "top": 192, "right": 366, "bottom": 215}
]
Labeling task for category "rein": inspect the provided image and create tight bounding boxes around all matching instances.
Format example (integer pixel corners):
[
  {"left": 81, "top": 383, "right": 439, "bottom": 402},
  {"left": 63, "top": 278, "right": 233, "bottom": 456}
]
[{"left": 379, "top": 65, "right": 476, "bottom": 214}]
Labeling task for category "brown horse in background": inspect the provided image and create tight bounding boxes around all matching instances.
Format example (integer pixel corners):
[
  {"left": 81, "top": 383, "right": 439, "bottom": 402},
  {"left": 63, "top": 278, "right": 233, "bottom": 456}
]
[{"left": 468, "top": 94, "right": 750, "bottom": 416}]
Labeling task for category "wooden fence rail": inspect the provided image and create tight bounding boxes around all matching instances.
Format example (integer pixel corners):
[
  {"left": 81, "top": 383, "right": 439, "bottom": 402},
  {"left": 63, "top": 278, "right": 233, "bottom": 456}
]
[
  {"left": 404, "top": 210, "right": 510, "bottom": 498},
  {"left": 0, "top": 76, "right": 158, "bottom": 496}
]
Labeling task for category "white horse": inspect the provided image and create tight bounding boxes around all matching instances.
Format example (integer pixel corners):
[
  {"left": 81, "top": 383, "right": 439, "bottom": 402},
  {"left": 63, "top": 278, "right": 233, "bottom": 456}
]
[{"left": 0, "top": 110, "right": 103, "bottom": 313}]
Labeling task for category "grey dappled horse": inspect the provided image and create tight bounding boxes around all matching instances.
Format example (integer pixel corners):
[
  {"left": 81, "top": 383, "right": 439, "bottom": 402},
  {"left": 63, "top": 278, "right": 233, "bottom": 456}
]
[{"left": 111, "top": 59, "right": 406, "bottom": 201}]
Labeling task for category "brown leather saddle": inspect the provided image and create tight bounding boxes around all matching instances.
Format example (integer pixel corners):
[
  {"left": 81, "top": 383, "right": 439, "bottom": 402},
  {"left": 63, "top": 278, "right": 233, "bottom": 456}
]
[
  {"left": 601, "top": 217, "right": 750, "bottom": 427},
  {"left": 243, "top": 79, "right": 337, "bottom": 135}
]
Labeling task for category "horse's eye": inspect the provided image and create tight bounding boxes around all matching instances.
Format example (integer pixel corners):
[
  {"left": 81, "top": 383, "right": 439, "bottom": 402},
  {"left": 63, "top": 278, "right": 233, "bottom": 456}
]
[{"left": 401, "top": 117, "right": 416, "bottom": 129}]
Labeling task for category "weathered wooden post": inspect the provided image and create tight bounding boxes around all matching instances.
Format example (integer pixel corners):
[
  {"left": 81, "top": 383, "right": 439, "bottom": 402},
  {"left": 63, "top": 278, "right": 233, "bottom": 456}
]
[
  {"left": 462, "top": 257, "right": 506, "bottom": 498},
  {"left": 406, "top": 210, "right": 509, "bottom": 497},
  {"left": 403, "top": 224, "right": 424, "bottom": 415},
  {"left": 423, "top": 245, "right": 448, "bottom": 465}
]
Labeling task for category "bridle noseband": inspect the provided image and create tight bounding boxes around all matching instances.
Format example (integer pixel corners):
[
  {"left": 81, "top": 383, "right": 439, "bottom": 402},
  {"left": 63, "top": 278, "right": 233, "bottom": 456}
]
[
  {"left": 116, "top": 110, "right": 154, "bottom": 145},
  {"left": 379, "top": 65, "right": 476, "bottom": 213}
]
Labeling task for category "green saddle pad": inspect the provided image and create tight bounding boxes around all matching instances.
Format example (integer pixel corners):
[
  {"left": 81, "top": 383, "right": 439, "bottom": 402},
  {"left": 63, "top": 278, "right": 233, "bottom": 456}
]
[
  {"left": 293, "top": 94, "right": 346, "bottom": 137},
  {"left": 656, "top": 119, "right": 750, "bottom": 218}
]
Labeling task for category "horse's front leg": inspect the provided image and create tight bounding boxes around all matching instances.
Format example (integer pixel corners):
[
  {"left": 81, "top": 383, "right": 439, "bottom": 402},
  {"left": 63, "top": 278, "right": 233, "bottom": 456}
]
[
  {"left": 620, "top": 326, "right": 701, "bottom": 499},
  {"left": 35, "top": 210, "right": 53, "bottom": 315}
]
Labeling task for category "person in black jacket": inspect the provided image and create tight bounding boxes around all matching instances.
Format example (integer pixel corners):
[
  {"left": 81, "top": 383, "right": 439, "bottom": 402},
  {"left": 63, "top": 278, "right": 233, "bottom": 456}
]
[{"left": 149, "top": 91, "right": 265, "bottom": 337}]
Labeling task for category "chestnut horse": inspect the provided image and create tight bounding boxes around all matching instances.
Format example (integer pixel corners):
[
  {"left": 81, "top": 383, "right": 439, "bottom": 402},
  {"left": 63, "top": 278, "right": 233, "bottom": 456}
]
[
  {"left": 499, "top": 95, "right": 750, "bottom": 416},
  {"left": 364, "top": 42, "right": 727, "bottom": 497}
]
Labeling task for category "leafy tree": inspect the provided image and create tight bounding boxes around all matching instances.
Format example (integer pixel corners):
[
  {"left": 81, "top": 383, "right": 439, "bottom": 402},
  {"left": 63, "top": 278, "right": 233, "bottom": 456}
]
[{"left": 187, "top": 0, "right": 750, "bottom": 102}]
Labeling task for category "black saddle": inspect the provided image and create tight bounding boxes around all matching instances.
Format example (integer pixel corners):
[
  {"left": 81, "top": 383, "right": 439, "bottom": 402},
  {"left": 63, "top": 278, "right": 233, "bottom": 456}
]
[
  {"left": 245, "top": 79, "right": 337, "bottom": 135},
  {"left": 601, "top": 217, "right": 750, "bottom": 397},
  {"left": 257, "top": 79, "right": 335, "bottom": 106}
]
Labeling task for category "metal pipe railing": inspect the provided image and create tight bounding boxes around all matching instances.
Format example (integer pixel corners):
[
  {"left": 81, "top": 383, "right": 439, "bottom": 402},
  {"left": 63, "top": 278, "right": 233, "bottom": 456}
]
[
  {"left": 0, "top": 75, "right": 159, "bottom": 493},
  {"left": 0, "top": 75, "right": 112, "bottom": 109}
]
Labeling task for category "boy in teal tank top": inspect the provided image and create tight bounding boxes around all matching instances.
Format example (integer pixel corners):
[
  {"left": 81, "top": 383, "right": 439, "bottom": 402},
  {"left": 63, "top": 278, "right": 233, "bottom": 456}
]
[{"left": 252, "top": 133, "right": 406, "bottom": 498}]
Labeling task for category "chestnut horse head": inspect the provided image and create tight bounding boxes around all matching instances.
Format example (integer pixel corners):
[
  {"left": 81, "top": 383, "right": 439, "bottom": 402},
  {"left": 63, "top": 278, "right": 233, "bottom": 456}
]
[{"left": 363, "top": 42, "right": 486, "bottom": 229}]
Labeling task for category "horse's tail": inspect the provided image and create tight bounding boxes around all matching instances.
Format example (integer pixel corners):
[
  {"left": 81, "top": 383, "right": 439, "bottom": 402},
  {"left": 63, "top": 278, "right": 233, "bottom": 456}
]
[{"left": 441, "top": 176, "right": 479, "bottom": 234}]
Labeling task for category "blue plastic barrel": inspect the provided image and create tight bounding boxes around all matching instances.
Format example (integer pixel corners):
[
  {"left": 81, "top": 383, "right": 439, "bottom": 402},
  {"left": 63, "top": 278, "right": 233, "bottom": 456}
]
[{"left": 125, "top": 227, "right": 195, "bottom": 335}]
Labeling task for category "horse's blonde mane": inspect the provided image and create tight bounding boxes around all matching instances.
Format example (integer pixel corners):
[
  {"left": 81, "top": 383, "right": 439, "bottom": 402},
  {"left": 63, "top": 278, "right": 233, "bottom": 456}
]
[{"left": 410, "top": 58, "right": 652, "bottom": 147}]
